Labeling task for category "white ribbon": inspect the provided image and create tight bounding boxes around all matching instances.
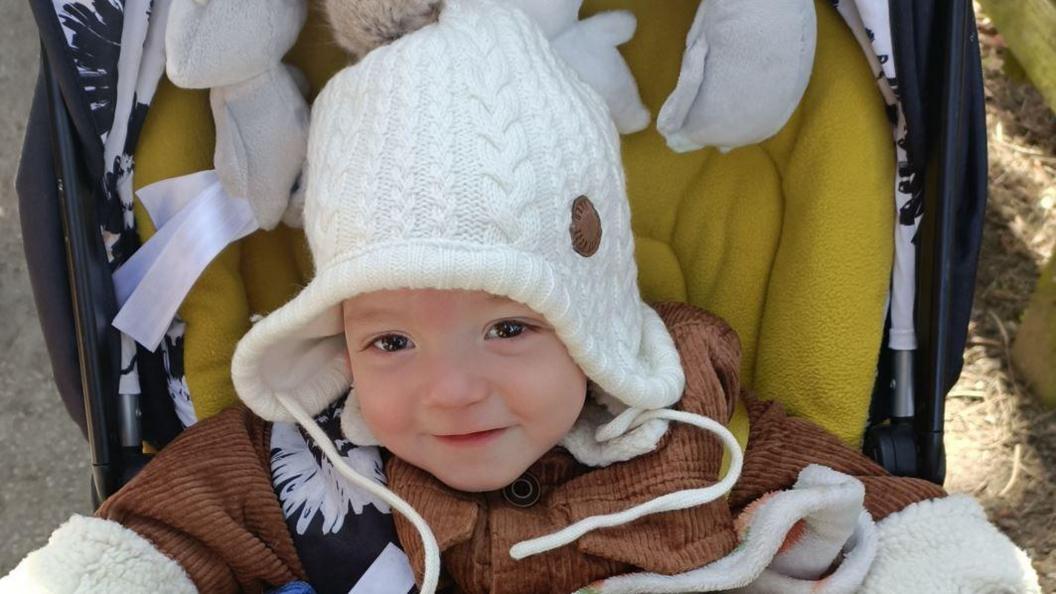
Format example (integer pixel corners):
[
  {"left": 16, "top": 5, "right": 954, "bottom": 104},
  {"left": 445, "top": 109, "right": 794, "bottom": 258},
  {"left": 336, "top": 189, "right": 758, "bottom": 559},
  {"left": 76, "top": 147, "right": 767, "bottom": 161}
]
[{"left": 112, "top": 170, "right": 259, "bottom": 350}]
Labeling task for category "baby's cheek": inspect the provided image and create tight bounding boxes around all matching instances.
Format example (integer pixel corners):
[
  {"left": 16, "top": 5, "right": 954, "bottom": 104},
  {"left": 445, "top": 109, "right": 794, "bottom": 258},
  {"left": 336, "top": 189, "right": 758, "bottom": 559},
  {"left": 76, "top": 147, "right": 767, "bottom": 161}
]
[
  {"left": 513, "top": 361, "right": 586, "bottom": 435},
  {"left": 358, "top": 386, "right": 413, "bottom": 443}
]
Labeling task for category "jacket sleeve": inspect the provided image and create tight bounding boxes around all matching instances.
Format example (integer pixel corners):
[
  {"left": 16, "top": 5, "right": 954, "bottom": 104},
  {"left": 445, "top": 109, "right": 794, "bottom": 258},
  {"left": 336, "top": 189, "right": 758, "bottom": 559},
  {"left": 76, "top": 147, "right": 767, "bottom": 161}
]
[
  {"left": 2, "top": 406, "right": 302, "bottom": 594},
  {"left": 733, "top": 397, "right": 1040, "bottom": 592},
  {"left": 731, "top": 397, "right": 946, "bottom": 519},
  {"left": 0, "top": 515, "right": 197, "bottom": 594},
  {"left": 92, "top": 406, "right": 304, "bottom": 592}
]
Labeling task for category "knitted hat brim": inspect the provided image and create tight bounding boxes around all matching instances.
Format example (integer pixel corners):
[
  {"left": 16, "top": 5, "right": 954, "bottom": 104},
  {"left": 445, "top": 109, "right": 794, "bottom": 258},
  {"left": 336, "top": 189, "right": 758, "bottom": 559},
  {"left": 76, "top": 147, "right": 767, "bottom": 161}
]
[{"left": 231, "top": 240, "right": 684, "bottom": 425}]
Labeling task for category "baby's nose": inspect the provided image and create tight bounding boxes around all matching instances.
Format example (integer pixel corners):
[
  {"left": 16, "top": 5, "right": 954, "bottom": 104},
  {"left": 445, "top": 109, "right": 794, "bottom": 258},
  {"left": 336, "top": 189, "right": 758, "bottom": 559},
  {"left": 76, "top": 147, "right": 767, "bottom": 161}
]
[{"left": 420, "top": 352, "right": 490, "bottom": 409}]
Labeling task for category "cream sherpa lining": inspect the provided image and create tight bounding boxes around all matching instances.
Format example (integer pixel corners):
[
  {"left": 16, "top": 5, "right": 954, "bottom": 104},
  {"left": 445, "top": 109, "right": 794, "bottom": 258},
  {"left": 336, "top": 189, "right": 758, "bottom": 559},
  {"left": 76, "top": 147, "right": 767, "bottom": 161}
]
[
  {"left": 0, "top": 515, "right": 196, "bottom": 594},
  {"left": 859, "top": 494, "right": 1041, "bottom": 593}
]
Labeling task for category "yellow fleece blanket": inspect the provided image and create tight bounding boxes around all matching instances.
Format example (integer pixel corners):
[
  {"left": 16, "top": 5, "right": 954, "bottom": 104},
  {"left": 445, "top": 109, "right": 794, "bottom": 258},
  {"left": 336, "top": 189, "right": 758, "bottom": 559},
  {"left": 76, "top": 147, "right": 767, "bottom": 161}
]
[{"left": 132, "top": 0, "right": 893, "bottom": 447}]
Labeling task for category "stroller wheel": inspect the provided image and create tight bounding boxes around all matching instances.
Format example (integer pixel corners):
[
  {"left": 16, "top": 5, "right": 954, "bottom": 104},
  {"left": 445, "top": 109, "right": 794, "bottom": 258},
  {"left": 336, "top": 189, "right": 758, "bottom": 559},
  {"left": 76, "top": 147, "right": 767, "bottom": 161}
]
[{"left": 864, "top": 421, "right": 918, "bottom": 477}]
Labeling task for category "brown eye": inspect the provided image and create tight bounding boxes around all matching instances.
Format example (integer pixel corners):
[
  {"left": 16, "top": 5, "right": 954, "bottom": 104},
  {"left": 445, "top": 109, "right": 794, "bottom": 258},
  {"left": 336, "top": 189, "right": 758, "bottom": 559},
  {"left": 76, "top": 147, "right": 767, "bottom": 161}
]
[
  {"left": 486, "top": 321, "right": 527, "bottom": 340},
  {"left": 372, "top": 334, "right": 413, "bottom": 352}
]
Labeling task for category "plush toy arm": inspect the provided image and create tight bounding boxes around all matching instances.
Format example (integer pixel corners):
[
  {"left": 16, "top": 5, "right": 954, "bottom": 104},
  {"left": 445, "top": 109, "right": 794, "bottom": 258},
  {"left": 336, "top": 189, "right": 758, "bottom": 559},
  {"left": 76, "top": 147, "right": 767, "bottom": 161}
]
[
  {"left": 656, "top": 0, "right": 816, "bottom": 152},
  {"left": 550, "top": 11, "right": 650, "bottom": 135},
  {"left": 166, "top": 0, "right": 307, "bottom": 88},
  {"left": 859, "top": 494, "right": 1041, "bottom": 593},
  {"left": 571, "top": 9, "right": 636, "bottom": 46},
  {"left": 0, "top": 515, "right": 197, "bottom": 594},
  {"left": 211, "top": 64, "right": 309, "bottom": 230},
  {"left": 502, "top": 0, "right": 581, "bottom": 39}
]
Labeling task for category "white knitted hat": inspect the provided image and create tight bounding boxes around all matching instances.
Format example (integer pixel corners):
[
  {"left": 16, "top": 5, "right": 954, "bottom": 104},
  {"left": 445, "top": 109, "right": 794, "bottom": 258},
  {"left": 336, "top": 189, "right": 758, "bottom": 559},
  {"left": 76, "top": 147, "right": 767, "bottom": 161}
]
[
  {"left": 230, "top": 3, "right": 743, "bottom": 590},
  {"left": 231, "top": 0, "right": 687, "bottom": 460}
]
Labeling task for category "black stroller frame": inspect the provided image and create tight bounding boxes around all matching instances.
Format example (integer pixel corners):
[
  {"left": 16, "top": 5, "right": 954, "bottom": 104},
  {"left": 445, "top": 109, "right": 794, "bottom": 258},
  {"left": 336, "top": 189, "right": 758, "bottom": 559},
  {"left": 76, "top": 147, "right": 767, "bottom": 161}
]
[{"left": 17, "top": 0, "right": 988, "bottom": 502}]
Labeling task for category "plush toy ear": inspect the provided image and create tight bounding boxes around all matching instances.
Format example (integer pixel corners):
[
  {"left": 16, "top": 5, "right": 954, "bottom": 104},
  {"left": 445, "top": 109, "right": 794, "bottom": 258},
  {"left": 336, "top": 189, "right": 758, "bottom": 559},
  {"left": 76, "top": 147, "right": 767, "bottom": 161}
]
[
  {"left": 656, "top": 0, "right": 816, "bottom": 153},
  {"left": 323, "top": 0, "right": 443, "bottom": 59},
  {"left": 166, "top": 0, "right": 308, "bottom": 88}
]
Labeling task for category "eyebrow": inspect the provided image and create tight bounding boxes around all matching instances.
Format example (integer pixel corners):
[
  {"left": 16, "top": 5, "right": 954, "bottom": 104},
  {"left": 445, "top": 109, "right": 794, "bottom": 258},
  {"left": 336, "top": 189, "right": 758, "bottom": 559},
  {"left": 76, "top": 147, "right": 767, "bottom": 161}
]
[
  {"left": 342, "top": 306, "right": 396, "bottom": 325},
  {"left": 341, "top": 294, "right": 537, "bottom": 325}
]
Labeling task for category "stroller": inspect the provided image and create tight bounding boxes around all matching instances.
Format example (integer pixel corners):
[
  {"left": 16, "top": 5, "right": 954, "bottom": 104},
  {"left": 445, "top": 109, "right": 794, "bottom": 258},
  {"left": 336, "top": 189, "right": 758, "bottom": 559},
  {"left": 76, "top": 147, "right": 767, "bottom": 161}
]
[{"left": 17, "top": 0, "right": 987, "bottom": 504}]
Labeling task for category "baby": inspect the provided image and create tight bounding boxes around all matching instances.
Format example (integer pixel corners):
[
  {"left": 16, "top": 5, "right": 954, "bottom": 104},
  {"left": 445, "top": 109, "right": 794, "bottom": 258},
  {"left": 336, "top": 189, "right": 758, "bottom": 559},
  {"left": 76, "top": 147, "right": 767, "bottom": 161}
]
[
  {"left": 340, "top": 288, "right": 590, "bottom": 494},
  {"left": 1, "top": 1, "right": 1038, "bottom": 593}
]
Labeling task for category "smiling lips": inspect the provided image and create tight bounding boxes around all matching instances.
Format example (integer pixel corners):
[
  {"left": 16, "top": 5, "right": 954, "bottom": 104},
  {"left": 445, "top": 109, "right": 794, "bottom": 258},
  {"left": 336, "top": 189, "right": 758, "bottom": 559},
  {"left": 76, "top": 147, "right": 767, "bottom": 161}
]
[{"left": 434, "top": 427, "right": 507, "bottom": 445}]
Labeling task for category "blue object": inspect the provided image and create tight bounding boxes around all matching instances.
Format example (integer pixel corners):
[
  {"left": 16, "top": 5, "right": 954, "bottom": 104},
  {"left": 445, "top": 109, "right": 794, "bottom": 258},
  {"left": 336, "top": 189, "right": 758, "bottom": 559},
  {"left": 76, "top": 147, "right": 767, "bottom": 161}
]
[{"left": 267, "top": 581, "right": 317, "bottom": 594}]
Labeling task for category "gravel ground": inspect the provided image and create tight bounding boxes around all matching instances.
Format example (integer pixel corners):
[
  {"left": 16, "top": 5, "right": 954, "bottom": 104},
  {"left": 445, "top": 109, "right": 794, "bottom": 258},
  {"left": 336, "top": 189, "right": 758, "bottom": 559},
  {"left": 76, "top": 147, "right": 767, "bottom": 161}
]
[
  {"left": 0, "top": 0, "right": 92, "bottom": 574},
  {"left": 941, "top": 7, "right": 1056, "bottom": 590}
]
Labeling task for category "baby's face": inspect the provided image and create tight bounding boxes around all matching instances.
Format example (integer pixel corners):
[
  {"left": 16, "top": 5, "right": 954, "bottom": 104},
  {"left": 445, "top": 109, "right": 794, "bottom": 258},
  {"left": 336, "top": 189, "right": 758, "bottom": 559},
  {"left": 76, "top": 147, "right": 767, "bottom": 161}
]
[{"left": 342, "top": 289, "right": 587, "bottom": 492}]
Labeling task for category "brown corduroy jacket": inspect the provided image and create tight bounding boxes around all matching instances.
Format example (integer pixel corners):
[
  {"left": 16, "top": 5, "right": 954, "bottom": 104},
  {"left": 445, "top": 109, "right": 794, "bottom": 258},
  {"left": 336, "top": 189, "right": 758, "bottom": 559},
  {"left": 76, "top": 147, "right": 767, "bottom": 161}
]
[{"left": 97, "top": 302, "right": 945, "bottom": 594}]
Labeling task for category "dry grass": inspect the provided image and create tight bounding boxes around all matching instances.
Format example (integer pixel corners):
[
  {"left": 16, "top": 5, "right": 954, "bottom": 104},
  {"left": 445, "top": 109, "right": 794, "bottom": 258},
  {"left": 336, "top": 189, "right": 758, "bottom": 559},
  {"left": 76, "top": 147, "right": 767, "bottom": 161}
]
[{"left": 943, "top": 6, "right": 1056, "bottom": 589}]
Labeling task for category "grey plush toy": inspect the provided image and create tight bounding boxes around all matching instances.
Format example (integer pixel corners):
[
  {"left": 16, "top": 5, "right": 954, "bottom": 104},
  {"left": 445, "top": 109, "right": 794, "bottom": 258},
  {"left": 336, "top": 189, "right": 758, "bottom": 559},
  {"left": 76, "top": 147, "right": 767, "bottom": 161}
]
[
  {"left": 166, "top": 0, "right": 310, "bottom": 230},
  {"left": 656, "top": 0, "right": 817, "bottom": 153},
  {"left": 163, "top": 0, "right": 817, "bottom": 229}
]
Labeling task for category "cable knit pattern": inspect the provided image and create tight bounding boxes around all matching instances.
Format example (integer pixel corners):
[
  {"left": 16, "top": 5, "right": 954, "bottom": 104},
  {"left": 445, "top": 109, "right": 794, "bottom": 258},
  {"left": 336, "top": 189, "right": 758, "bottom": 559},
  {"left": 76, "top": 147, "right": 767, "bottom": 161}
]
[{"left": 231, "top": 0, "right": 686, "bottom": 467}]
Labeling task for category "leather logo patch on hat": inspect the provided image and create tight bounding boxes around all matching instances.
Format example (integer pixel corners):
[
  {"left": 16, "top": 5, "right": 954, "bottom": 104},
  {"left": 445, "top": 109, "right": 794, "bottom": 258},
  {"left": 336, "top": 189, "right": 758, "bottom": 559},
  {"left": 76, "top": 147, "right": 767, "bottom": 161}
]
[{"left": 570, "top": 195, "right": 602, "bottom": 257}]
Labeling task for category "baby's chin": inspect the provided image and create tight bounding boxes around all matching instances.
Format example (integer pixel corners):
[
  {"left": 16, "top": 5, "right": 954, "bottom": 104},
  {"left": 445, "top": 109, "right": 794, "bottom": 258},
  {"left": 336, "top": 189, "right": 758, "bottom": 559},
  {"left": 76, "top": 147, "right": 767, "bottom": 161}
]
[{"left": 425, "top": 461, "right": 531, "bottom": 493}]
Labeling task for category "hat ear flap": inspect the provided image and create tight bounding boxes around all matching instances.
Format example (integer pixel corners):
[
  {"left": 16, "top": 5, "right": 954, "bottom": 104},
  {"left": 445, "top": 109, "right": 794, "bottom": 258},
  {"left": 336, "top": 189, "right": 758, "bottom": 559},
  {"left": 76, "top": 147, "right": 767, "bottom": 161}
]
[
  {"left": 323, "top": 0, "right": 443, "bottom": 59},
  {"left": 339, "top": 386, "right": 382, "bottom": 445}
]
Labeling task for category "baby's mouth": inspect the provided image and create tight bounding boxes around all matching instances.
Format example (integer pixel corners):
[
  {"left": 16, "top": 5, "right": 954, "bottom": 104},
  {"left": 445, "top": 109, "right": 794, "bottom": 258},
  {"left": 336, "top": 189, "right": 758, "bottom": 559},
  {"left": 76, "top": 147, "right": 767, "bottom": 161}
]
[{"left": 434, "top": 427, "right": 507, "bottom": 445}]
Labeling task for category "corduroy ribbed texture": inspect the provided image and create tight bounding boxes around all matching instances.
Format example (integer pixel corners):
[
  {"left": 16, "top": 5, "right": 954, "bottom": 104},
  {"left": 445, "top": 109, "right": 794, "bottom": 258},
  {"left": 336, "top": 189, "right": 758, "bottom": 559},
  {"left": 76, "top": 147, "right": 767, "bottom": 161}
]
[
  {"left": 730, "top": 397, "right": 947, "bottom": 520},
  {"left": 386, "top": 303, "right": 947, "bottom": 593},
  {"left": 386, "top": 302, "right": 742, "bottom": 594},
  {"left": 95, "top": 304, "right": 946, "bottom": 594},
  {"left": 97, "top": 407, "right": 304, "bottom": 593}
]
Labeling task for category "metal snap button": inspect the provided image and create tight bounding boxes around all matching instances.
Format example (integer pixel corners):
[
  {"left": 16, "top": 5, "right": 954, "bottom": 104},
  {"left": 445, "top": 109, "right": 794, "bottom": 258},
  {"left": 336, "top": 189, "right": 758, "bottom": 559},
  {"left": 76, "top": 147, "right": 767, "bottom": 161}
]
[{"left": 502, "top": 472, "right": 541, "bottom": 508}]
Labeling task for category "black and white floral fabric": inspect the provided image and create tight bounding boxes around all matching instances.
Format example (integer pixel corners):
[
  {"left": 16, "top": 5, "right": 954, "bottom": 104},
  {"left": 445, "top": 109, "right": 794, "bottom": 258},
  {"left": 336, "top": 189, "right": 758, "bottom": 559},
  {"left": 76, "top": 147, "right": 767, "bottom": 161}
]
[
  {"left": 52, "top": 0, "right": 191, "bottom": 425},
  {"left": 831, "top": 0, "right": 921, "bottom": 352},
  {"left": 161, "top": 318, "right": 195, "bottom": 427},
  {"left": 270, "top": 398, "right": 417, "bottom": 594}
]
